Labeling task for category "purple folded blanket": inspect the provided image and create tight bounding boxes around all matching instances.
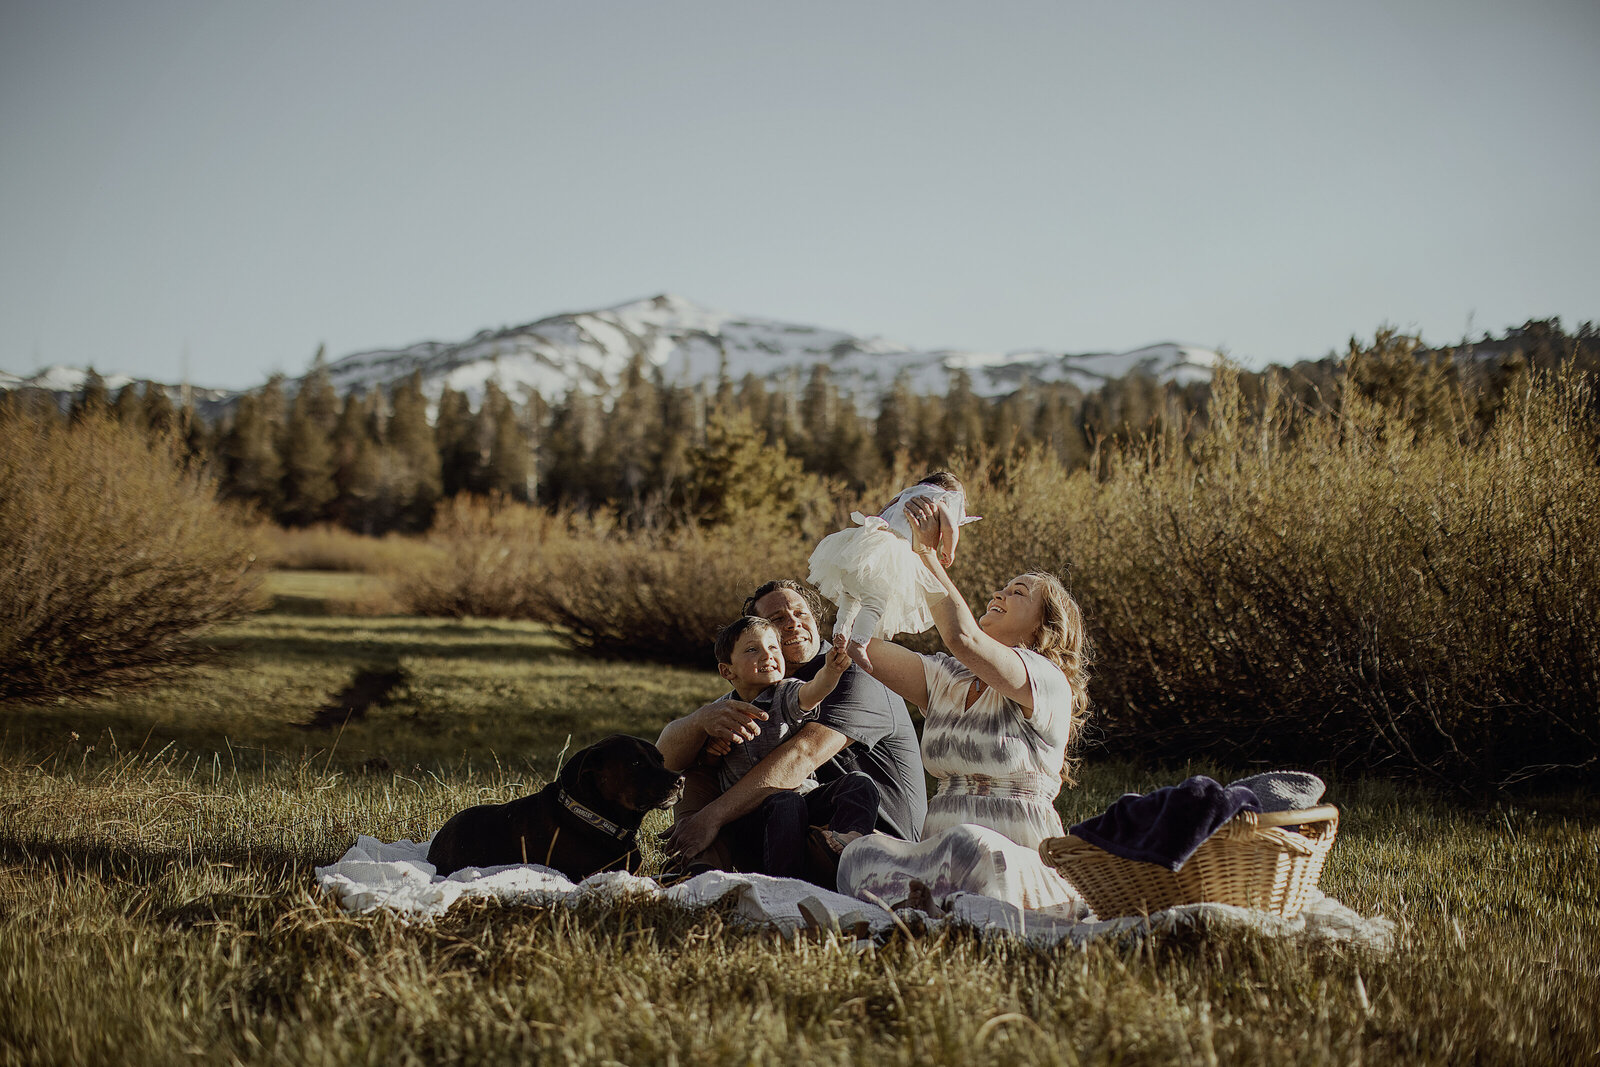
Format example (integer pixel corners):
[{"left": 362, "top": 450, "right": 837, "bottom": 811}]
[{"left": 1069, "top": 776, "right": 1262, "bottom": 871}]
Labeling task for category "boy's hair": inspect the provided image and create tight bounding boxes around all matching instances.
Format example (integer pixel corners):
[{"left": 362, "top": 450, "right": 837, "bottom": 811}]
[
  {"left": 917, "top": 471, "right": 963, "bottom": 493},
  {"left": 713, "top": 615, "right": 778, "bottom": 665}
]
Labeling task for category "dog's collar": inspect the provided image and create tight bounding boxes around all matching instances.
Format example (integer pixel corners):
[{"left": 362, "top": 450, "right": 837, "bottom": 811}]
[{"left": 558, "top": 789, "right": 631, "bottom": 840}]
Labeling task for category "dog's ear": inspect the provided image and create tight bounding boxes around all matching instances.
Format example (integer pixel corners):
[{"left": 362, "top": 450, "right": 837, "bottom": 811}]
[{"left": 559, "top": 746, "right": 596, "bottom": 791}]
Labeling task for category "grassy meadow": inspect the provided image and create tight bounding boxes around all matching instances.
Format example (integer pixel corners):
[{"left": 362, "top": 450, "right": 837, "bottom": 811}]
[{"left": 2, "top": 573, "right": 1596, "bottom": 1066}]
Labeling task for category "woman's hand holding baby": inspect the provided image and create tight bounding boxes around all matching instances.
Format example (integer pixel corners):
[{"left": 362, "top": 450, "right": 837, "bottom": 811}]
[{"left": 904, "top": 498, "right": 958, "bottom": 566}]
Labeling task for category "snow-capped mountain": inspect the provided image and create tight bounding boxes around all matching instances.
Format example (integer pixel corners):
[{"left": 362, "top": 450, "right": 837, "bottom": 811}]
[
  {"left": 9, "top": 365, "right": 140, "bottom": 395},
  {"left": 317, "top": 294, "right": 1221, "bottom": 409},
  {"left": 1, "top": 294, "right": 1223, "bottom": 412},
  {"left": 0, "top": 364, "right": 236, "bottom": 416}
]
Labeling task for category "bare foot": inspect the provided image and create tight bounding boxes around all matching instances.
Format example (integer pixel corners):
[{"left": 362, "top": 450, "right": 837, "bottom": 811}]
[
  {"left": 846, "top": 638, "right": 874, "bottom": 673},
  {"left": 904, "top": 879, "right": 945, "bottom": 919},
  {"left": 823, "top": 829, "right": 863, "bottom": 854}
]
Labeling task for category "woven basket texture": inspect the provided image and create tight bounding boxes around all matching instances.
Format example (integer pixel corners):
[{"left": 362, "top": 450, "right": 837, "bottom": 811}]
[{"left": 1038, "top": 805, "right": 1339, "bottom": 920}]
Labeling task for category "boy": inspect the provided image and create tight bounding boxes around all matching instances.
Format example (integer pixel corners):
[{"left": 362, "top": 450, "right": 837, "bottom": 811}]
[{"left": 706, "top": 615, "right": 880, "bottom": 882}]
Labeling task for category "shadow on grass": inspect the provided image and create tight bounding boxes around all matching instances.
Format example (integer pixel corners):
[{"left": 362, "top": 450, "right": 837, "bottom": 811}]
[
  {"left": 0, "top": 832, "right": 339, "bottom": 887},
  {"left": 216, "top": 624, "right": 579, "bottom": 669}
]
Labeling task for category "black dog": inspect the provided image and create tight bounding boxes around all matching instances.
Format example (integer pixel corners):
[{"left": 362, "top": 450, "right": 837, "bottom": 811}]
[{"left": 427, "top": 734, "right": 684, "bottom": 882}]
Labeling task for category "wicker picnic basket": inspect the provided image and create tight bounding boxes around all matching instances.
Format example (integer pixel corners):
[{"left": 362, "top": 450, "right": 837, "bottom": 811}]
[{"left": 1038, "top": 805, "right": 1340, "bottom": 920}]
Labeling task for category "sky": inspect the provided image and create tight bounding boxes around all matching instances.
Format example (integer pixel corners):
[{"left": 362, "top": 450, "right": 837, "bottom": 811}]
[{"left": 2, "top": 1, "right": 1596, "bottom": 389}]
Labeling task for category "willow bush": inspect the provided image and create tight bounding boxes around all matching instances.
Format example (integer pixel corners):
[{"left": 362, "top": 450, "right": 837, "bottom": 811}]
[
  {"left": 0, "top": 413, "right": 263, "bottom": 702},
  {"left": 394, "top": 494, "right": 567, "bottom": 620},
  {"left": 395, "top": 496, "right": 813, "bottom": 664},
  {"left": 398, "top": 346, "right": 1599, "bottom": 791},
  {"left": 952, "top": 360, "right": 1600, "bottom": 793}
]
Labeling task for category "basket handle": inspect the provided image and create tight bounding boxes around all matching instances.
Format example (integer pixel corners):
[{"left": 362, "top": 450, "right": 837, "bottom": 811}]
[{"left": 1252, "top": 804, "right": 1339, "bottom": 829}]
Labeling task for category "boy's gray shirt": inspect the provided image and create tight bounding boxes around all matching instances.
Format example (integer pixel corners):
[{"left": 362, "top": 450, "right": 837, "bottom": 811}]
[{"left": 715, "top": 678, "right": 820, "bottom": 793}]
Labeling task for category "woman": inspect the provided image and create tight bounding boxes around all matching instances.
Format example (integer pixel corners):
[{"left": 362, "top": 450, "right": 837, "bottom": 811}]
[{"left": 836, "top": 498, "right": 1090, "bottom": 913}]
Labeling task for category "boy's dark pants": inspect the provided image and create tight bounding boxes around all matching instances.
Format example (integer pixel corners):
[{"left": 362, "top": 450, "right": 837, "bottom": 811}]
[{"left": 728, "top": 771, "right": 879, "bottom": 883}]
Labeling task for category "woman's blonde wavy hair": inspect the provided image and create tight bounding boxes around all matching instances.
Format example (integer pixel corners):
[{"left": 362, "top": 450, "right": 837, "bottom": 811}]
[{"left": 1020, "top": 571, "right": 1092, "bottom": 785}]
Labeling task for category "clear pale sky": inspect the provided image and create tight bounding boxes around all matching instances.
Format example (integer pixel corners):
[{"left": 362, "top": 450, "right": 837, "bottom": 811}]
[{"left": 3, "top": 1, "right": 1595, "bottom": 389}]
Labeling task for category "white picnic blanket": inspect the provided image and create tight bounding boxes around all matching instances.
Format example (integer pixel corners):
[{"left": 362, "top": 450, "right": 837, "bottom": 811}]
[{"left": 315, "top": 835, "right": 1395, "bottom": 952}]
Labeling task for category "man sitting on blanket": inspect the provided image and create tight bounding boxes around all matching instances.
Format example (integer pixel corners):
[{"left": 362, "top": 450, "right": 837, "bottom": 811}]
[{"left": 658, "top": 579, "right": 926, "bottom": 878}]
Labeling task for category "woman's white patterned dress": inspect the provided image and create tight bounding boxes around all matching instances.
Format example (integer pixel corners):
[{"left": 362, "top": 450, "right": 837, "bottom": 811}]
[{"left": 836, "top": 647, "right": 1084, "bottom": 911}]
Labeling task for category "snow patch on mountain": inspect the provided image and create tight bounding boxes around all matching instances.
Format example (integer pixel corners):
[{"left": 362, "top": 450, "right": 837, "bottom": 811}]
[
  {"left": 320, "top": 294, "right": 1223, "bottom": 409},
  {"left": 13, "top": 365, "right": 138, "bottom": 394},
  {"left": 1, "top": 295, "right": 1224, "bottom": 412}
]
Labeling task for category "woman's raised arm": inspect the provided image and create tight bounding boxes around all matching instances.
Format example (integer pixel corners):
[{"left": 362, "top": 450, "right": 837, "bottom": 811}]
[
  {"left": 903, "top": 500, "right": 1035, "bottom": 710},
  {"left": 846, "top": 635, "right": 930, "bottom": 711}
]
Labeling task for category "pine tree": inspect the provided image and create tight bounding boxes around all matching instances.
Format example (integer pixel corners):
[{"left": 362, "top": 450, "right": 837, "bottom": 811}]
[
  {"left": 1037, "top": 384, "right": 1090, "bottom": 470},
  {"left": 484, "top": 391, "right": 533, "bottom": 501},
  {"left": 713, "top": 346, "right": 735, "bottom": 415},
  {"left": 737, "top": 374, "right": 770, "bottom": 441},
  {"left": 179, "top": 400, "right": 209, "bottom": 465},
  {"left": 259, "top": 374, "right": 288, "bottom": 451},
  {"left": 820, "top": 396, "right": 881, "bottom": 488},
  {"left": 331, "top": 391, "right": 382, "bottom": 532},
  {"left": 435, "top": 385, "right": 480, "bottom": 497},
  {"left": 687, "top": 408, "right": 824, "bottom": 534},
  {"left": 988, "top": 380, "right": 1038, "bottom": 455},
  {"left": 523, "top": 389, "right": 548, "bottom": 502},
  {"left": 540, "top": 390, "right": 603, "bottom": 508},
  {"left": 939, "top": 368, "right": 985, "bottom": 459},
  {"left": 602, "top": 354, "right": 663, "bottom": 515},
  {"left": 875, "top": 370, "right": 916, "bottom": 466},
  {"left": 113, "top": 383, "right": 145, "bottom": 428},
  {"left": 800, "top": 363, "right": 838, "bottom": 470},
  {"left": 142, "top": 385, "right": 177, "bottom": 437},
  {"left": 218, "top": 391, "right": 284, "bottom": 513},
  {"left": 655, "top": 383, "right": 700, "bottom": 512},
  {"left": 387, "top": 372, "right": 442, "bottom": 531},
  {"left": 1345, "top": 328, "right": 1455, "bottom": 440},
  {"left": 771, "top": 368, "right": 804, "bottom": 456},
  {"left": 71, "top": 368, "right": 110, "bottom": 422},
  {"left": 301, "top": 346, "right": 340, "bottom": 432},
  {"left": 280, "top": 378, "right": 338, "bottom": 526}
]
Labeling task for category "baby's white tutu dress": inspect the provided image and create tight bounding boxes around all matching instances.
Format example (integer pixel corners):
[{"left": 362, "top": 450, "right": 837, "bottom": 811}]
[{"left": 806, "top": 485, "right": 979, "bottom": 641}]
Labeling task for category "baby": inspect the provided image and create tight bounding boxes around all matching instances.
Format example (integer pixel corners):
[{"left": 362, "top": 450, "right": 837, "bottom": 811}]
[
  {"left": 806, "top": 471, "right": 980, "bottom": 668},
  {"left": 707, "top": 616, "right": 880, "bottom": 877}
]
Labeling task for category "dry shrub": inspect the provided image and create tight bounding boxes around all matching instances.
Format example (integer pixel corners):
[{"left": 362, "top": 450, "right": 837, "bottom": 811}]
[
  {"left": 1075, "top": 366, "right": 1599, "bottom": 791},
  {"left": 393, "top": 495, "right": 565, "bottom": 619},
  {"left": 945, "top": 366, "right": 1600, "bottom": 792},
  {"left": 261, "top": 524, "right": 433, "bottom": 574},
  {"left": 0, "top": 414, "right": 264, "bottom": 702},
  {"left": 393, "top": 364, "right": 1600, "bottom": 791},
  {"left": 531, "top": 521, "right": 811, "bottom": 663},
  {"left": 396, "top": 495, "right": 810, "bottom": 664}
]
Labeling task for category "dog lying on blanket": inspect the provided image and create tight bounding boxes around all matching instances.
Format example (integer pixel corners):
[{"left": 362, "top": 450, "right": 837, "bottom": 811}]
[{"left": 428, "top": 735, "right": 684, "bottom": 882}]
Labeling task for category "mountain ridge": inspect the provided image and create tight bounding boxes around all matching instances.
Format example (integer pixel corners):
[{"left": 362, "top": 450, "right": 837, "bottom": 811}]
[{"left": 2, "top": 293, "right": 1223, "bottom": 411}]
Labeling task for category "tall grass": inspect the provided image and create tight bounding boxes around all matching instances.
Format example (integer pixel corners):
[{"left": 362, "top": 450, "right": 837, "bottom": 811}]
[
  {"left": 0, "top": 413, "right": 264, "bottom": 702},
  {"left": 2, "top": 697, "right": 1596, "bottom": 1065},
  {"left": 260, "top": 523, "right": 440, "bottom": 575},
  {"left": 2, "top": 589, "right": 1594, "bottom": 1064}
]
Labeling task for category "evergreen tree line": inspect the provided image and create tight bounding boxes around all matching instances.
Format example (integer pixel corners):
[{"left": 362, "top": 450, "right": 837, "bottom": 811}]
[
  {"left": 6, "top": 318, "right": 1592, "bottom": 536},
  {"left": 208, "top": 357, "right": 537, "bottom": 533}
]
